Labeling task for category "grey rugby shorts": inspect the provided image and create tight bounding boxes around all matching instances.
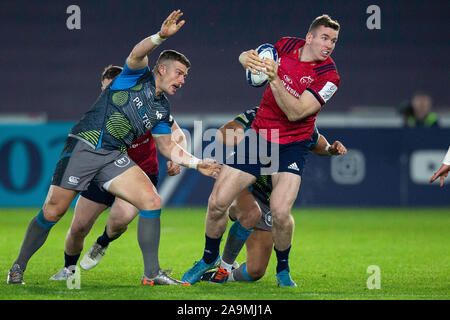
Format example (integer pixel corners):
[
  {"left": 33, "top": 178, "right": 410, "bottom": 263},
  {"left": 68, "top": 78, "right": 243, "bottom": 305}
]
[
  {"left": 254, "top": 196, "right": 272, "bottom": 232},
  {"left": 51, "top": 137, "right": 136, "bottom": 191}
]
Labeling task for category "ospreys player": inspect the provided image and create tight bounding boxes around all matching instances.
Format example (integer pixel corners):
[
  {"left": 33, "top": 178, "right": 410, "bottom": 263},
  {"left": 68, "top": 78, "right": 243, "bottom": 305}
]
[
  {"left": 7, "top": 10, "right": 220, "bottom": 286},
  {"left": 202, "top": 106, "right": 347, "bottom": 286}
]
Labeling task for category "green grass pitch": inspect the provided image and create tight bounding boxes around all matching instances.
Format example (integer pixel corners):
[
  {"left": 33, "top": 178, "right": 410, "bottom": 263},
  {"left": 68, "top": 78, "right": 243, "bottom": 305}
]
[{"left": 0, "top": 207, "right": 448, "bottom": 300}]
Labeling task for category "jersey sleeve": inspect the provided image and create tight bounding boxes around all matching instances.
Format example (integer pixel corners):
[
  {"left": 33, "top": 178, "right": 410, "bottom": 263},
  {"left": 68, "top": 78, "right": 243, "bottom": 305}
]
[
  {"left": 306, "top": 68, "right": 340, "bottom": 106},
  {"left": 110, "top": 61, "right": 153, "bottom": 90},
  {"left": 274, "top": 37, "right": 302, "bottom": 55},
  {"left": 151, "top": 122, "right": 171, "bottom": 136},
  {"left": 151, "top": 112, "right": 173, "bottom": 136},
  {"left": 233, "top": 106, "right": 259, "bottom": 130}
]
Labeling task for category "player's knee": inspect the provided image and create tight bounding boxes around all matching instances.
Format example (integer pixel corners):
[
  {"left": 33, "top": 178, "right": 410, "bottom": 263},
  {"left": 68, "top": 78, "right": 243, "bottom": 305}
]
[
  {"left": 239, "top": 208, "right": 261, "bottom": 229},
  {"left": 42, "top": 203, "right": 66, "bottom": 222},
  {"left": 271, "top": 207, "right": 293, "bottom": 228},
  {"left": 247, "top": 265, "right": 266, "bottom": 281},
  {"left": 140, "top": 193, "right": 162, "bottom": 210},
  {"left": 270, "top": 204, "right": 291, "bottom": 221}
]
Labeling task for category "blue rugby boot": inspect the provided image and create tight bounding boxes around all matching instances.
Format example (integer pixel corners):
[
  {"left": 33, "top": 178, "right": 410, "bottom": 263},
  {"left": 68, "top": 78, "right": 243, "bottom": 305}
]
[
  {"left": 182, "top": 256, "right": 220, "bottom": 285},
  {"left": 276, "top": 269, "right": 297, "bottom": 287}
]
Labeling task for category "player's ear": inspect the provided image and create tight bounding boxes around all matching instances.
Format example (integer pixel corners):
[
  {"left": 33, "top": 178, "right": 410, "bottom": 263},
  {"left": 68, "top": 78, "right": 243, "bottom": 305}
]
[
  {"left": 305, "top": 32, "right": 314, "bottom": 44},
  {"left": 158, "top": 63, "right": 167, "bottom": 76}
]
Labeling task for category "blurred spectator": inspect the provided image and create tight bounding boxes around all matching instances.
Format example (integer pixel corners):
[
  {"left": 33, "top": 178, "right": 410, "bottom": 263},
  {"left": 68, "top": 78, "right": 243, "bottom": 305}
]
[{"left": 398, "top": 92, "right": 439, "bottom": 128}]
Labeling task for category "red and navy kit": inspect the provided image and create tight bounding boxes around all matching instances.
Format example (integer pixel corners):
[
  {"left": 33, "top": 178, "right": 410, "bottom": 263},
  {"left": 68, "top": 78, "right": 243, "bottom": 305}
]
[
  {"left": 127, "top": 131, "right": 158, "bottom": 176},
  {"left": 227, "top": 38, "right": 340, "bottom": 178},
  {"left": 252, "top": 37, "right": 340, "bottom": 144}
]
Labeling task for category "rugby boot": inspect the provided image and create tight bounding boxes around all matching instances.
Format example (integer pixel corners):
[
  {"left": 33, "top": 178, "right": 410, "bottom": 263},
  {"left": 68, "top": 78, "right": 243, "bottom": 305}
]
[
  {"left": 80, "top": 242, "right": 107, "bottom": 270},
  {"left": 201, "top": 260, "right": 239, "bottom": 281},
  {"left": 276, "top": 269, "right": 297, "bottom": 287},
  {"left": 181, "top": 256, "right": 221, "bottom": 285},
  {"left": 209, "top": 266, "right": 230, "bottom": 284},
  {"left": 141, "top": 269, "right": 190, "bottom": 286},
  {"left": 50, "top": 266, "right": 75, "bottom": 280},
  {"left": 7, "top": 264, "right": 25, "bottom": 285}
]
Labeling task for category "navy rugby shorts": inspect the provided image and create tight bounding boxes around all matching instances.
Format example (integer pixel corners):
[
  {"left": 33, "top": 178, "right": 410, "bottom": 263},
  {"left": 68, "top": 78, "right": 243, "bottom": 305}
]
[{"left": 225, "top": 128, "right": 311, "bottom": 178}]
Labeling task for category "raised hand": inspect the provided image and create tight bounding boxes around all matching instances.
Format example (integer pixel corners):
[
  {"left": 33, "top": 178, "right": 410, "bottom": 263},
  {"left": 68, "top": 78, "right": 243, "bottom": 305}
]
[{"left": 159, "top": 9, "right": 185, "bottom": 39}]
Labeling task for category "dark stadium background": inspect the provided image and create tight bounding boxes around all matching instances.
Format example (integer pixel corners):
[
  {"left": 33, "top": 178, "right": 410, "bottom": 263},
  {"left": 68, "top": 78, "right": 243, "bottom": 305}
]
[{"left": 0, "top": 0, "right": 448, "bottom": 119}]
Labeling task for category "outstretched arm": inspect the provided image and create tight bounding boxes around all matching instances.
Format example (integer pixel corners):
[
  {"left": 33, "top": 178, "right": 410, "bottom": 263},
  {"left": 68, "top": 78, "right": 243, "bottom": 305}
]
[
  {"left": 126, "top": 9, "right": 185, "bottom": 70},
  {"left": 153, "top": 134, "right": 221, "bottom": 178},
  {"left": 312, "top": 135, "right": 347, "bottom": 156},
  {"left": 166, "top": 120, "right": 187, "bottom": 176}
]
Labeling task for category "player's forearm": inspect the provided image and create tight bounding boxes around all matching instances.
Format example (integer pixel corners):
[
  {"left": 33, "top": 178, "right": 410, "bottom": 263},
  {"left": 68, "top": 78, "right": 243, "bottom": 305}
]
[
  {"left": 171, "top": 121, "right": 187, "bottom": 150},
  {"left": 269, "top": 78, "right": 313, "bottom": 121},
  {"left": 311, "top": 135, "right": 332, "bottom": 156},
  {"left": 158, "top": 138, "right": 200, "bottom": 169},
  {"left": 127, "top": 34, "right": 165, "bottom": 68},
  {"left": 238, "top": 51, "right": 249, "bottom": 69}
]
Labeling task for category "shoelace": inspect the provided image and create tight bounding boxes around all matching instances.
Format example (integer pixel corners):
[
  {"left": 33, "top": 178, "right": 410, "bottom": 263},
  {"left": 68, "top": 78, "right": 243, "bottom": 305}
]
[
  {"left": 214, "top": 268, "right": 229, "bottom": 280},
  {"left": 89, "top": 244, "right": 105, "bottom": 258}
]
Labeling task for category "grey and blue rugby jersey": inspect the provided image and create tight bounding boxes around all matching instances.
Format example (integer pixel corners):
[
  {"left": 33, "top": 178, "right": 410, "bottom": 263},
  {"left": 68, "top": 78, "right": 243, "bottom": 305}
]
[
  {"left": 69, "top": 62, "right": 172, "bottom": 153},
  {"left": 234, "top": 106, "right": 321, "bottom": 205}
]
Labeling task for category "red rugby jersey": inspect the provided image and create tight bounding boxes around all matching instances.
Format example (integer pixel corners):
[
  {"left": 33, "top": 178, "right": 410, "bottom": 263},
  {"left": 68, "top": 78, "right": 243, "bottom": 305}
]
[
  {"left": 252, "top": 37, "right": 340, "bottom": 144},
  {"left": 127, "top": 130, "right": 159, "bottom": 175}
]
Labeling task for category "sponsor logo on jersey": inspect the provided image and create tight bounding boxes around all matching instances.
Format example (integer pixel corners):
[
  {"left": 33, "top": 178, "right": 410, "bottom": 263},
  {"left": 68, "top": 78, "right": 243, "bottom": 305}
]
[
  {"left": 283, "top": 74, "right": 293, "bottom": 84},
  {"left": 318, "top": 81, "right": 338, "bottom": 103},
  {"left": 280, "top": 78, "right": 300, "bottom": 98},
  {"left": 131, "top": 138, "right": 150, "bottom": 149},
  {"left": 287, "top": 162, "right": 300, "bottom": 171},
  {"left": 114, "top": 156, "right": 131, "bottom": 168}
]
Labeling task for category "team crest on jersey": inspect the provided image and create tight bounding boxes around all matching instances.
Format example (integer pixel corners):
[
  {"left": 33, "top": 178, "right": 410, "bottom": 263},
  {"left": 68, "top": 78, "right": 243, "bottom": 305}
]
[{"left": 300, "top": 76, "right": 313, "bottom": 85}]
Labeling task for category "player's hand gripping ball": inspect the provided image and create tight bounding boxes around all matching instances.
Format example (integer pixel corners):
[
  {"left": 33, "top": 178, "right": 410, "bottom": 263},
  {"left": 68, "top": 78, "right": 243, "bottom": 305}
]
[{"left": 246, "top": 43, "right": 278, "bottom": 87}]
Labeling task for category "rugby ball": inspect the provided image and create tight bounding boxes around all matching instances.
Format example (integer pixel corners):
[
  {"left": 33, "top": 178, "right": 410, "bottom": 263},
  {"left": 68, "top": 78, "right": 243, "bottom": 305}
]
[{"left": 246, "top": 43, "right": 278, "bottom": 87}]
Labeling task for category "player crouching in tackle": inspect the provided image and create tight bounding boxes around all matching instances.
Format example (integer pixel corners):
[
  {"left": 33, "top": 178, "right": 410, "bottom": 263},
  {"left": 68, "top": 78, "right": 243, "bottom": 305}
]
[
  {"left": 199, "top": 107, "right": 346, "bottom": 285},
  {"left": 182, "top": 14, "right": 340, "bottom": 287},
  {"left": 7, "top": 9, "right": 220, "bottom": 286}
]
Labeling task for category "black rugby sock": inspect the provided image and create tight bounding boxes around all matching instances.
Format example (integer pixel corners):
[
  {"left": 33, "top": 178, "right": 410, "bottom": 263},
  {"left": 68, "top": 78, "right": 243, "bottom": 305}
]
[
  {"left": 274, "top": 245, "right": 291, "bottom": 274},
  {"left": 202, "top": 234, "right": 222, "bottom": 264}
]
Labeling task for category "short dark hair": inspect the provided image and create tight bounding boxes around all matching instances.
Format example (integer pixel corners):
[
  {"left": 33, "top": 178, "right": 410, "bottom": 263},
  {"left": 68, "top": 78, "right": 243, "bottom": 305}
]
[
  {"left": 154, "top": 50, "right": 191, "bottom": 71},
  {"left": 308, "top": 14, "right": 340, "bottom": 33},
  {"left": 101, "top": 65, "right": 123, "bottom": 81}
]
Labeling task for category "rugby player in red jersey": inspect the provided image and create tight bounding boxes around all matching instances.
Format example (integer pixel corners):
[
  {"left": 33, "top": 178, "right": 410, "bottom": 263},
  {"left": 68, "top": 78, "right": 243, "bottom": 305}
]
[
  {"left": 183, "top": 15, "right": 341, "bottom": 287},
  {"left": 50, "top": 65, "right": 186, "bottom": 282}
]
